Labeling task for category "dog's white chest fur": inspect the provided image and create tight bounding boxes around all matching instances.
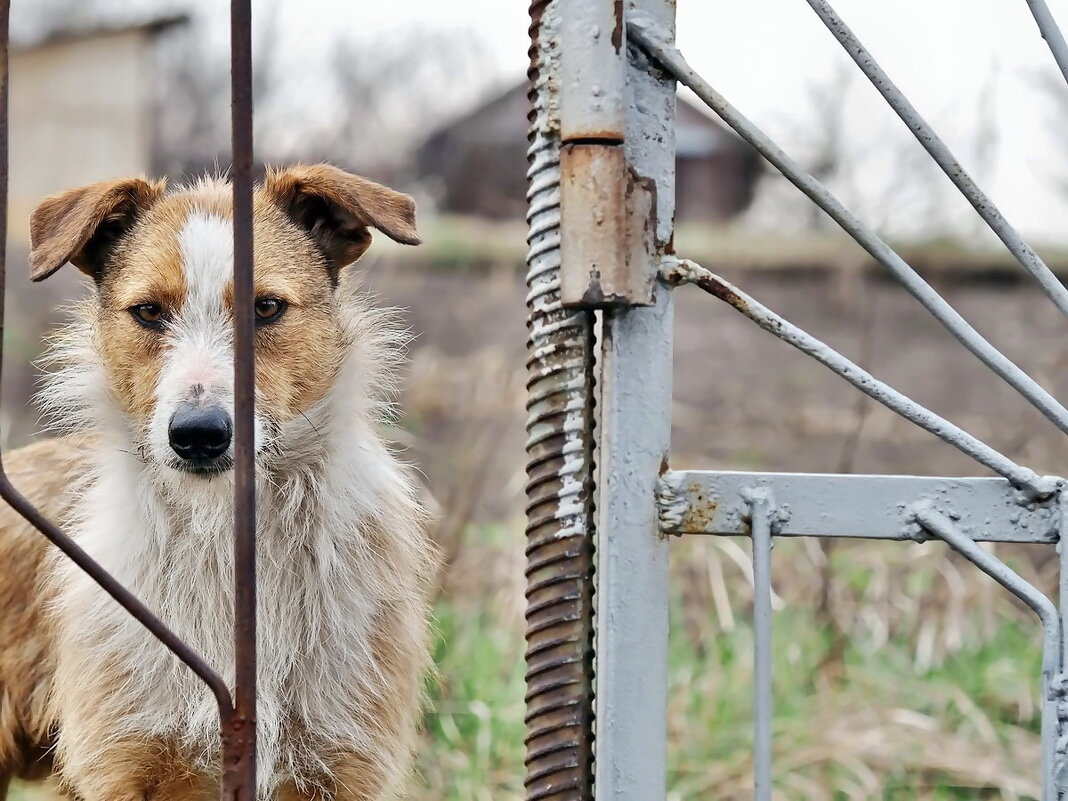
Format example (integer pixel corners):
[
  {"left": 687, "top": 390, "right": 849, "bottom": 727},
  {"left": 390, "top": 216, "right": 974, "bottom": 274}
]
[{"left": 52, "top": 438, "right": 396, "bottom": 796}]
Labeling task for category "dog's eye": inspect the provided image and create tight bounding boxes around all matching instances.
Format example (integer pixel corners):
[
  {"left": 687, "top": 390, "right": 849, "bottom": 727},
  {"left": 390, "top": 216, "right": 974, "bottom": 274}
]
[
  {"left": 254, "top": 298, "right": 287, "bottom": 323},
  {"left": 129, "top": 303, "right": 164, "bottom": 328}
]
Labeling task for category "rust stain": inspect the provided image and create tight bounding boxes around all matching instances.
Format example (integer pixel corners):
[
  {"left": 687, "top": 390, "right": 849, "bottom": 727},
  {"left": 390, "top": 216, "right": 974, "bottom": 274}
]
[
  {"left": 658, "top": 454, "right": 670, "bottom": 476},
  {"left": 694, "top": 274, "right": 749, "bottom": 312},
  {"left": 626, "top": 167, "right": 660, "bottom": 246},
  {"left": 611, "top": 0, "right": 624, "bottom": 52},
  {"left": 680, "top": 483, "right": 717, "bottom": 532}
]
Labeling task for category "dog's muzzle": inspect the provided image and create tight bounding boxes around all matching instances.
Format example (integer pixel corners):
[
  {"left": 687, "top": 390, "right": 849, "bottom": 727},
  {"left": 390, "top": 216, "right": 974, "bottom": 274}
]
[{"left": 168, "top": 402, "right": 233, "bottom": 474}]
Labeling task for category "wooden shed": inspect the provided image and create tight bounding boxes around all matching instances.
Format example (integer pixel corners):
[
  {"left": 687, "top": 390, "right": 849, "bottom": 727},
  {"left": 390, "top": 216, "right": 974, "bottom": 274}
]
[{"left": 416, "top": 82, "right": 760, "bottom": 223}]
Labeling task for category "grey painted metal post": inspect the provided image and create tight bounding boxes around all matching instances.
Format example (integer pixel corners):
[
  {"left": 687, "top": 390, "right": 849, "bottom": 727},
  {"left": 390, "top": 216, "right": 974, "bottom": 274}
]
[
  {"left": 593, "top": 1, "right": 676, "bottom": 798},
  {"left": 1057, "top": 491, "right": 1068, "bottom": 794},
  {"left": 749, "top": 491, "right": 775, "bottom": 801}
]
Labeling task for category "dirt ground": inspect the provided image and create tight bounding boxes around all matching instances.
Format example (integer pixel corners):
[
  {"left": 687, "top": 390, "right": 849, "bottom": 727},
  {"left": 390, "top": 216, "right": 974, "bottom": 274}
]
[
  {"left": 363, "top": 263, "right": 1068, "bottom": 528},
  {"left": 4, "top": 255, "right": 1068, "bottom": 531}
]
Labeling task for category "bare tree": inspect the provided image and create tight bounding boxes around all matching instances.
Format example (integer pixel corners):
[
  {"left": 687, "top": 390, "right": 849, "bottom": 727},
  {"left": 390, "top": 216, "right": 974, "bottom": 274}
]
[
  {"left": 297, "top": 27, "right": 496, "bottom": 176},
  {"left": 743, "top": 63, "right": 858, "bottom": 233},
  {"left": 153, "top": 13, "right": 495, "bottom": 182},
  {"left": 153, "top": 0, "right": 284, "bottom": 178}
]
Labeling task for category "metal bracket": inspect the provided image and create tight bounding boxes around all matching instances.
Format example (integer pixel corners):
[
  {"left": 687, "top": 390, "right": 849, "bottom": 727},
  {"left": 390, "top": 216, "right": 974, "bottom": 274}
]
[
  {"left": 558, "top": 0, "right": 658, "bottom": 309},
  {"left": 658, "top": 470, "right": 1061, "bottom": 543}
]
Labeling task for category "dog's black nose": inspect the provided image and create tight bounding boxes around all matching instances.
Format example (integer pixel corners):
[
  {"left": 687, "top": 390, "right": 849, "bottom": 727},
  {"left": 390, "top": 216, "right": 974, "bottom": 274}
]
[{"left": 168, "top": 404, "right": 233, "bottom": 462}]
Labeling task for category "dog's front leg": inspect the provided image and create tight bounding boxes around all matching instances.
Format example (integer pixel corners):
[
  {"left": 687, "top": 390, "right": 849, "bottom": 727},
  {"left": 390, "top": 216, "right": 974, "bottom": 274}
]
[{"left": 56, "top": 736, "right": 215, "bottom": 801}]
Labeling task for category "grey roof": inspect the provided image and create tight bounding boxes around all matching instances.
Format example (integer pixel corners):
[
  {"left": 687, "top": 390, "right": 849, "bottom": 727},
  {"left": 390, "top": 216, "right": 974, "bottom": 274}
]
[{"left": 13, "top": 12, "right": 189, "bottom": 52}]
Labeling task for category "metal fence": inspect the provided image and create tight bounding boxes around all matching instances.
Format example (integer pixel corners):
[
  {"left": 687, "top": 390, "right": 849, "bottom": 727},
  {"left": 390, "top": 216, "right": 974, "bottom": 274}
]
[
  {"left": 525, "top": 1, "right": 1068, "bottom": 800},
  {"left": 0, "top": 2, "right": 260, "bottom": 799}
]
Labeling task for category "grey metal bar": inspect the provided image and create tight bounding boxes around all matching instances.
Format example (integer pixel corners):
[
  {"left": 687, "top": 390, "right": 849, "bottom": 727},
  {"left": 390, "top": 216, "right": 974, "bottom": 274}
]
[
  {"left": 807, "top": 0, "right": 1068, "bottom": 318},
  {"left": 558, "top": 1, "right": 637, "bottom": 309},
  {"left": 661, "top": 260, "right": 1057, "bottom": 498},
  {"left": 1058, "top": 493, "right": 1068, "bottom": 792},
  {"left": 560, "top": 0, "right": 625, "bottom": 143},
  {"left": 1026, "top": 0, "right": 1068, "bottom": 89},
  {"left": 749, "top": 489, "right": 775, "bottom": 801},
  {"left": 914, "top": 506, "right": 1060, "bottom": 801},
  {"left": 592, "top": 1, "right": 676, "bottom": 798},
  {"left": 659, "top": 471, "right": 1062, "bottom": 543},
  {"left": 628, "top": 19, "right": 1068, "bottom": 440}
]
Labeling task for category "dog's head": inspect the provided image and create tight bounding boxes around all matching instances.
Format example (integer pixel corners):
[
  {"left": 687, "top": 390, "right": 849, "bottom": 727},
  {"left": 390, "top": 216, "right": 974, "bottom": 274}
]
[{"left": 29, "top": 164, "right": 420, "bottom": 477}]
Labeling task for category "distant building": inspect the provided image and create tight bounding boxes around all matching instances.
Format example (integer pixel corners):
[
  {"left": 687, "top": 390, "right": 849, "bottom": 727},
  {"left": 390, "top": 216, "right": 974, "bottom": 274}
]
[
  {"left": 8, "top": 14, "right": 187, "bottom": 245},
  {"left": 416, "top": 82, "right": 761, "bottom": 223}
]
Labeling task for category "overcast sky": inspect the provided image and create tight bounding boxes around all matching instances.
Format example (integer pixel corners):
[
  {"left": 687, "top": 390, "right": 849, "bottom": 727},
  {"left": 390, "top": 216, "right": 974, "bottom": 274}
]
[
  {"left": 251, "top": 1, "right": 1068, "bottom": 242},
  {"left": 26, "top": 0, "right": 1067, "bottom": 242}
]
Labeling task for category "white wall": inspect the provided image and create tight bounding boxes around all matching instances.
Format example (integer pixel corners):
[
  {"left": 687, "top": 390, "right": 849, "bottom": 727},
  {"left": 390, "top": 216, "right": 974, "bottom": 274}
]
[{"left": 9, "top": 29, "right": 154, "bottom": 245}]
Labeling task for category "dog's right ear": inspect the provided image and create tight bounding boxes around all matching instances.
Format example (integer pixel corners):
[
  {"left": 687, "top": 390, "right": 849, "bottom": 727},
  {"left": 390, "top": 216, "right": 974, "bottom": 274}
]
[{"left": 29, "top": 177, "right": 164, "bottom": 282}]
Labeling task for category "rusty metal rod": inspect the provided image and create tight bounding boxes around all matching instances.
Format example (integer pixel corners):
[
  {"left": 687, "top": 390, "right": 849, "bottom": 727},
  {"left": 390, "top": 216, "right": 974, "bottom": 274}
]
[
  {"left": 0, "top": 0, "right": 237, "bottom": 770},
  {"left": 524, "top": 1, "right": 598, "bottom": 799},
  {"left": 226, "top": 0, "right": 257, "bottom": 798}
]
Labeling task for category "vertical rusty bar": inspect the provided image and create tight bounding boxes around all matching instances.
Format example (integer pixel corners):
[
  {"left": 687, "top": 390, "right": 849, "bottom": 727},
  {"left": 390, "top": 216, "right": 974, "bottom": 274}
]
[
  {"left": 225, "top": 0, "right": 257, "bottom": 799},
  {"left": 524, "top": 1, "right": 597, "bottom": 799}
]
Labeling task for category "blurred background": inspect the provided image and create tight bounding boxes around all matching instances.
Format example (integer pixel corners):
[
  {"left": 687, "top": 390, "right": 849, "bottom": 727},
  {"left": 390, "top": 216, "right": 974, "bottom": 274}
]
[{"left": 10, "top": 1, "right": 1068, "bottom": 798}]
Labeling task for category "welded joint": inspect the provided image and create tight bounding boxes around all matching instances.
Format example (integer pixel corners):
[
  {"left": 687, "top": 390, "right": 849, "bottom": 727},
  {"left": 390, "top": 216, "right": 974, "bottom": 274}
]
[
  {"left": 660, "top": 254, "right": 713, "bottom": 287},
  {"left": 904, "top": 485, "right": 1065, "bottom": 541},
  {"left": 741, "top": 486, "right": 789, "bottom": 538},
  {"left": 655, "top": 473, "right": 689, "bottom": 535},
  {"left": 1052, "top": 673, "right": 1068, "bottom": 792}
]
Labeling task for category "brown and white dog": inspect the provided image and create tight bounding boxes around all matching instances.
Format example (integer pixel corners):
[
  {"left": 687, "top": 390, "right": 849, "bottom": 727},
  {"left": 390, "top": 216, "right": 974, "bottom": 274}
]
[{"left": 0, "top": 165, "right": 438, "bottom": 800}]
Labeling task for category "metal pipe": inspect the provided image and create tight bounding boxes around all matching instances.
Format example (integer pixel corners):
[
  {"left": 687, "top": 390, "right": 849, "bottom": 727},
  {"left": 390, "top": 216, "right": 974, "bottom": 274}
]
[
  {"left": 592, "top": 2, "right": 676, "bottom": 798},
  {"left": 662, "top": 259, "right": 1057, "bottom": 499},
  {"left": 560, "top": 0, "right": 625, "bottom": 143},
  {"left": 524, "top": 2, "right": 597, "bottom": 799},
  {"left": 806, "top": 0, "right": 1068, "bottom": 318},
  {"left": 1026, "top": 0, "right": 1068, "bottom": 89},
  {"left": 914, "top": 506, "right": 1060, "bottom": 801},
  {"left": 1057, "top": 493, "right": 1068, "bottom": 795},
  {"left": 749, "top": 490, "right": 775, "bottom": 801},
  {"left": 227, "top": 0, "right": 257, "bottom": 798},
  {"left": 628, "top": 18, "right": 1068, "bottom": 440}
]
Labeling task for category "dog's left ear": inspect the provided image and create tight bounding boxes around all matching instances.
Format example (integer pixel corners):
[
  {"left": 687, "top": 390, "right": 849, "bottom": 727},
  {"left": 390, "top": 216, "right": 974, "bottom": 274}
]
[{"left": 264, "top": 164, "right": 420, "bottom": 277}]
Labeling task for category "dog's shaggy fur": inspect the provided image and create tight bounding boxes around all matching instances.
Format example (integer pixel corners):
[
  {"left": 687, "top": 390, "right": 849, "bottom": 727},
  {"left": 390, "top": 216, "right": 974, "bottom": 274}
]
[{"left": 0, "top": 166, "right": 438, "bottom": 800}]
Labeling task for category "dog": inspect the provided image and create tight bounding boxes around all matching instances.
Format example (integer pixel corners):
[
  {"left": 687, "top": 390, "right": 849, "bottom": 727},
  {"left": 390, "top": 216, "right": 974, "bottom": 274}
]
[{"left": 0, "top": 164, "right": 439, "bottom": 800}]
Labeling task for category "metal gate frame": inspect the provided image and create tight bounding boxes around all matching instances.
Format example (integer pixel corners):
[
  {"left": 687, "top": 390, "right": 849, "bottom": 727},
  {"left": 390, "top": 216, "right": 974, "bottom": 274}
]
[
  {"left": 525, "top": 1, "right": 1068, "bottom": 799},
  {"left": 0, "top": 2, "right": 260, "bottom": 798}
]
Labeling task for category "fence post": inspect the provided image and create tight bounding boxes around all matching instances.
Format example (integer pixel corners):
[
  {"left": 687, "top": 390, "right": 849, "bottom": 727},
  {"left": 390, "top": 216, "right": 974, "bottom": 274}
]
[{"left": 593, "top": 0, "right": 677, "bottom": 798}]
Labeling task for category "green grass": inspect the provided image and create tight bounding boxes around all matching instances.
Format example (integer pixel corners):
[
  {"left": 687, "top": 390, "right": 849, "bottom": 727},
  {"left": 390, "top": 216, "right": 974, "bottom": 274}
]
[
  {"left": 409, "top": 598, "right": 1041, "bottom": 801},
  {"left": 412, "top": 535, "right": 1046, "bottom": 800},
  {"left": 11, "top": 535, "right": 1049, "bottom": 800}
]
